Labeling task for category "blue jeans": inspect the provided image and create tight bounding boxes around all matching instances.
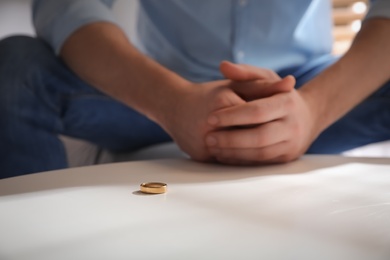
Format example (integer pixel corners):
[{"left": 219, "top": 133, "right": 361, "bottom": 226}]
[
  {"left": 0, "top": 36, "right": 171, "bottom": 178},
  {"left": 0, "top": 36, "right": 389, "bottom": 178}
]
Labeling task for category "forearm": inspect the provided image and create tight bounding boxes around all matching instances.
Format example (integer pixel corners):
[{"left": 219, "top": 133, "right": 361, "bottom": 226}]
[
  {"left": 60, "top": 22, "right": 190, "bottom": 124},
  {"left": 299, "top": 18, "right": 390, "bottom": 133}
]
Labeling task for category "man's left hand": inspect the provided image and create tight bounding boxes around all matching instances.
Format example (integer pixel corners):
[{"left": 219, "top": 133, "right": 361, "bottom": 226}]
[{"left": 205, "top": 62, "right": 320, "bottom": 165}]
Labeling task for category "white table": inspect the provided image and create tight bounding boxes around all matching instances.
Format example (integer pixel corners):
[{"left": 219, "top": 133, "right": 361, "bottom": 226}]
[{"left": 1, "top": 155, "right": 390, "bottom": 260}]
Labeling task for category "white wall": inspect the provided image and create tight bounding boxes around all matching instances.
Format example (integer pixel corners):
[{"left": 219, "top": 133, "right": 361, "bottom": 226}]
[{"left": 0, "top": 0, "right": 34, "bottom": 39}]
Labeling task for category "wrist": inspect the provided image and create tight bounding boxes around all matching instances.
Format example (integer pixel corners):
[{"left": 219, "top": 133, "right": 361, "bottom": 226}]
[
  {"left": 149, "top": 78, "right": 193, "bottom": 133},
  {"left": 298, "top": 86, "right": 329, "bottom": 138},
  {"left": 117, "top": 51, "right": 193, "bottom": 128}
]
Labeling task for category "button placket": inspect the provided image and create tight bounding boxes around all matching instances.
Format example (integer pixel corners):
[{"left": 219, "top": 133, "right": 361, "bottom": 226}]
[
  {"left": 239, "top": 0, "right": 248, "bottom": 7},
  {"left": 232, "top": 0, "right": 249, "bottom": 63}
]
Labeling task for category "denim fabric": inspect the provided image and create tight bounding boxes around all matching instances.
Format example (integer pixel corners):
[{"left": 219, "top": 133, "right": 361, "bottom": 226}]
[
  {"left": 0, "top": 36, "right": 389, "bottom": 178},
  {"left": 0, "top": 36, "right": 171, "bottom": 178}
]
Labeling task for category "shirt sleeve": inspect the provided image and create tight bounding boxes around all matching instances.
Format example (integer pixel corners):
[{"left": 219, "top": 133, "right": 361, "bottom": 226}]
[
  {"left": 365, "top": 0, "right": 390, "bottom": 20},
  {"left": 32, "top": 0, "right": 118, "bottom": 54}
]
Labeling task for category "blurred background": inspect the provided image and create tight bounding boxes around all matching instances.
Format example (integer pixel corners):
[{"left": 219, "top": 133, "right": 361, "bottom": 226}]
[
  {"left": 332, "top": 0, "right": 368, "bottom": 54},
  {"left": 0, "top": 0, "right": 138, "bottom": 39},
  {"left": 0, "top": 0, "right": 34, "bottom": 38},
  {"left": 1, "top": 0, "right": 389, "bottom": 160}
]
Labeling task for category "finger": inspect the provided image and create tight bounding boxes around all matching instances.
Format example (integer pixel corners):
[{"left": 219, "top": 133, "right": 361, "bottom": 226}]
[
  {"left": 205, "top": 121, "right": 288, "bottom": 149},
  {"left": 220, "top": 60, "right": 280, "bottom": 81},
  {"left": 208, "top": 91, "right": 291, "bottom": 127},
  {"left": 230, "top": 75, "right": 295, "bottom": 101},
  {"left": 215, "top": 156, "right": 294, "bottom": 166},
  {"left": 210, "top": 141, "right": 289, "bottom": 163},
  {"left": 215, "top": 157, "right": 279, "bottom": 166},
  {"left": 213, "top": 157, "right": 247, "bottom": 166}
]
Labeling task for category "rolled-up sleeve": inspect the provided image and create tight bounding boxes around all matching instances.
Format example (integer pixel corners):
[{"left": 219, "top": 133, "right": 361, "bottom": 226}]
[
  {"left": 32, "top": 0, "right": 117, "bottom": 54},
  {"left": 365, "top": 0, "right": 390, "bottom": 20}
]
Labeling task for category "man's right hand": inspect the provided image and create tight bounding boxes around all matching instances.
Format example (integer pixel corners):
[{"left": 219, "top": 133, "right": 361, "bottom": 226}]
[
  {"left": 159, "top": 79, "right": 245, "bottom": 162},
  {"left": 159, "top": 61, "right": 294, "bottom": 162}
]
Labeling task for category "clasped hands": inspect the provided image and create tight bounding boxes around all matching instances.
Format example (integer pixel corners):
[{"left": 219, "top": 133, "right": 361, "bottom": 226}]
[{"left": 165, "top": 61, "right": 321, "bottom": 165}]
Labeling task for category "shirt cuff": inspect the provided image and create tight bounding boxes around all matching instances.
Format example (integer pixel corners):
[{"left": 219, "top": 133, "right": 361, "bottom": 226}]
[
  {"left": 365, "top": 0, "right": 390, "bottom": 21},
  {"left": 33, "top": 0, "right": 117, "bottom": 54}
]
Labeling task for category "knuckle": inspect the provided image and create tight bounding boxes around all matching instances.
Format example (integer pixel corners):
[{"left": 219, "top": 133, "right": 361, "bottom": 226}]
[
  {"left": 289, "top": 121, "right": 300, "bottom": 136},
  {"left": 289, "top": 120, "right": 304, "bottom": 138},
  {"left": 268, "top": 70, "right": 280, "bottom": 80},
  {"left": 218, "top": 149, "right": 235, "bottom": 160},
  {"left": 217, "top": 90, "right": 243, "bottom": 108},
  {"left": 217, "top": 134, "right": 235, "bottom": 148},
  {"left": 254, "top": 149, "right": 271, "bottom": 161},
  {"left": 250, "top": 104, "right": 265, "bottom": 121},
  {"left": 278, "top": 143, "right": 300, "bottom": 163},
  {"left": 283, "top": 94, "right": 295, "bottom": 110},
  {"left": 279, "top": 154, "right": 297, "bottom": 163},
  {"left": 214, "top": 95, "right": 229, "bottom": 109},
  {"left": 253, "top": 132, "right": 268, "bottom": 147}
]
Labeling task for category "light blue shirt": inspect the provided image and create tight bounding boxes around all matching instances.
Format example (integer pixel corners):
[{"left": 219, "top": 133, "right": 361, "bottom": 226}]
[{"left": 32, "top": 0, "right": 390, "bottom": 82}]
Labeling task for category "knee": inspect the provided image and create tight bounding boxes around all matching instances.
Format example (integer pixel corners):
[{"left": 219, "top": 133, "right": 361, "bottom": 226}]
[
  {"left": 0, "top": 35, "right": 60, "bottom": 91},
  {"left": 0, "top": 35, "right": 53, "bottom": 52},
  {"left": 0, "top": 35, "right": 43, "bottom": 58},
  {"left": 0, "top": 36, "right": 52, "bottom": 111},
  {"left": 0, "top": 35, "right": 56, "bottom": 74}
]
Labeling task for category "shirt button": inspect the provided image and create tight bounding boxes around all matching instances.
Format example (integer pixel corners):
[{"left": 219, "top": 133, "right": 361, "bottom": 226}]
[
  {"left": 237, "top": 51, "right": 245, "bottom": 60},
  {"left": 239, "top": 0, "right": 247, "bottom": 7}
]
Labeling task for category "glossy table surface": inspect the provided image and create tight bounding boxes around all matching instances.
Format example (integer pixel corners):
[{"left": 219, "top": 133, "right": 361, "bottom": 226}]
[{"left": 1, "top": 155, "right": 390, "bottom": 260}]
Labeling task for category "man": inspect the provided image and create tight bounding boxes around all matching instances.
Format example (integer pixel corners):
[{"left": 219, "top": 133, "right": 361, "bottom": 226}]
[{"left": 0, "top": 0, "right": 389, "bottom": 178}]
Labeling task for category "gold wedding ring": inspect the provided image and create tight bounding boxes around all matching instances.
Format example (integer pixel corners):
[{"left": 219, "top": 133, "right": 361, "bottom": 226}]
[{"left": 140, "top": 182, "right": 167, "bottom": 194}]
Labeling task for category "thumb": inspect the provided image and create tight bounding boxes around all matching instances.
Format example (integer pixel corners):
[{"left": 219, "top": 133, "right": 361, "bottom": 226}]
[
  {"left": 232, "top": 75, "right": 296, "bottom": 101},
  {"left": 271, "top": 75, "right": 296, "bottom": 94},
  {"left": 220, "top": 60, "right": 280, "bottom": 81}
]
